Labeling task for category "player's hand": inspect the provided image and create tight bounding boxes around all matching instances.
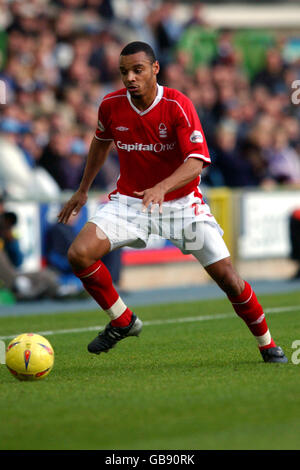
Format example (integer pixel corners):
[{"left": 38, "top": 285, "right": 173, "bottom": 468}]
[
  {"left": 134, "top": 184, "right": 166, "bottom": 214},
  {"left": 57, "top": 189, "right": 88, "bottom": 224}
]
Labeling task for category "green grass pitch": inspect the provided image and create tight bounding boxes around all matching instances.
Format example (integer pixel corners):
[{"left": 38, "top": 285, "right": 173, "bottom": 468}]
[{"left": 0, "top": 290, "right": 300, "bottom": 450}]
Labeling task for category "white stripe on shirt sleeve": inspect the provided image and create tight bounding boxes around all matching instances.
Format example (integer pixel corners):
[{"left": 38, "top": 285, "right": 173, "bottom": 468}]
[
  {"left": 184, "top": 153, "right": 211, "bottom": 163},
  {"left": 94, "top": 134, "right": 113, "bottom": 141}
]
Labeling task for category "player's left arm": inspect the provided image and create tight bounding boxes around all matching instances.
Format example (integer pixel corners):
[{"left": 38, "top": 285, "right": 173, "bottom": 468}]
[{"left": 134, "top": 158, "right": 203, "bottom": 213}]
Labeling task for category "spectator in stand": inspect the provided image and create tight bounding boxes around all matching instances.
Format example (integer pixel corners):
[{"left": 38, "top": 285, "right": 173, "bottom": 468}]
[
  {"left": 282, "top": 114, "right": 300, "bottom": 152},
  {"left": 265, "top": 127, "right": 300, "bottom": 184},
  {"left": 184, "top": 2, "right": 207, "bottom": 29},
  {"left": 212, "top": 121, "right": 246, "bottom": 187},
  {"left": 197, "top": 84, "right": 220, "bottom": 149},
  {"left": 0, "top": 117, "right": 60, "bottom": 199},
  {"left": 39, "top": 132, "right": 71, "bottom": 189},
  {"left": 236, "top": 97, "right": 258, "bottom": 143},
  {"left": 252, "top": 48, "right": 287, "bottom": 94},
  {"left": 0, "top": 210, "right": 23, "bottom": 268},
  {"left": 211, "top": 120, "right": 270, "bottom": 188},
  {"left": 0, "top": 194, "right": 60, "bottom": 300},
  {"left": 60, "top": 138, "right": 87, "bottom": 190},
  {"left": 91, "top": 0, "right": 115, "bottom": 21},
  {"left": 213, "top": 28, "right": 242, "bottom": 68},
  {"left": 148, "top": 1, "right": 183, "bottom": 69}
]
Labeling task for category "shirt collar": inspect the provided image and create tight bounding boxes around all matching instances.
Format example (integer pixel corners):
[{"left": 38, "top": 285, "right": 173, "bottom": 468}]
[{"left": 126, "top": 84, "right": 163, "bottom": 116}]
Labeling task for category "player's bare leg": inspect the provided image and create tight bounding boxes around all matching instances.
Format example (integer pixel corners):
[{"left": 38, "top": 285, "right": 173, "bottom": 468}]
[
  {"left": 68, "top": 222, "right": 142, "bottom": 354},
  {"left": 68, "top": 222, "right": 111, "bottom": 270},
  {"left": 205, "top": 257, "right": 288, "bottom": 363}
]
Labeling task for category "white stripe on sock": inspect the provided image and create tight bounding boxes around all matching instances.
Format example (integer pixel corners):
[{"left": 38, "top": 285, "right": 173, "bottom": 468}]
[
  {"left": 231, "top": 289, "right": 253, "bottom": 305},
  {"left": 79, "top": 264, "right": 101, "bottom": 279},
  {"left": 250, "top": 313, "right": 265, "bottom": 325},
  {"left": 256, "top": 330, "right": 271, "bottom": 347},
  {"left": 105, "top": 297, "right": 127, "bottom": 320}
]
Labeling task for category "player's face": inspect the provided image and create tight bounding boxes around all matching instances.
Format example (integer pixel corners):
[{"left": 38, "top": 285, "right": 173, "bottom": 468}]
[{"left": 119, "top": 52, "right": 159, "bottom": 100}]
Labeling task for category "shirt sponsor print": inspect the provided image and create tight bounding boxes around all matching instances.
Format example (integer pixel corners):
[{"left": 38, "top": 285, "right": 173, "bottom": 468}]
[{"left": 117, "top": 141, "right": 176, "bottom": 152}]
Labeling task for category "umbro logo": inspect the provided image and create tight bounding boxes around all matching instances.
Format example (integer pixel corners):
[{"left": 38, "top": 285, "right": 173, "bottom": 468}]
[{"left": 116, "top": 126, "right": 129, "bottom": 131}]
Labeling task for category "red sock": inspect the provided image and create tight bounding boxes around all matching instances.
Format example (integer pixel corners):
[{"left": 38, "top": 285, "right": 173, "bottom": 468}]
[
  {"left": 228, "top": 281, "right": 276, "bottom": 350},
  {"left": 75, "top": 260, "right": 133, "bottom": 327},
  {"left": 111, "top": 308, "right": 133, "bottom": 327}
]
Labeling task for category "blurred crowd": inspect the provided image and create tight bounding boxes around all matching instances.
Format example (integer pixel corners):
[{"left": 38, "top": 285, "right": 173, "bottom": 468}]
[
  {"left": 0, "top": 0, "right": 300, "bottom": 197},
  {"left": 1, "top": 0, "right": 300, "bottom": 299}
]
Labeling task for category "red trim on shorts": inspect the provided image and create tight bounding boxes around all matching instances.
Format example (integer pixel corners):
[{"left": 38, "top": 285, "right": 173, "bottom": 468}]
[{"left": 122, "top": 247, "right": 195, "bottom": 265}]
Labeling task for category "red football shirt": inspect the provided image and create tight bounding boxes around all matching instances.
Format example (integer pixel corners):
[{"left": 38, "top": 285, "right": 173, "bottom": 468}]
[{"left": 95, "top": 85, "right": 211, "bottom": 201}]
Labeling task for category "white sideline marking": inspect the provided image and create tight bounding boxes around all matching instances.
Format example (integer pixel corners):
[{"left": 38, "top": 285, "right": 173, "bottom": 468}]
[{"left": 0, "top": 305, "right": 299, "bottom": 341}]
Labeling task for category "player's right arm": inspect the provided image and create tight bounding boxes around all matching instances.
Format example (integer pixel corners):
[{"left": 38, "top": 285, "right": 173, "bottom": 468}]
[{"left": 57, "top": 137, "right": 112, "bottom": 224}]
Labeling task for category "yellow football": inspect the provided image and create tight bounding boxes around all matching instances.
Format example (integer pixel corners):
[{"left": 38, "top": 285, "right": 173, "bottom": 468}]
[{"left": 6, "top": 334, "right": 54, "bottom": 381}]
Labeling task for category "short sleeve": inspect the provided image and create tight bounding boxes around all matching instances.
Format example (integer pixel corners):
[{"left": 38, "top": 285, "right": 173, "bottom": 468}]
[
  {"left": 175, "top": 97, "right": 211, "bottom": 167},
  {"left": 95, "top": 101, "right": 114, "bottom": 141}
]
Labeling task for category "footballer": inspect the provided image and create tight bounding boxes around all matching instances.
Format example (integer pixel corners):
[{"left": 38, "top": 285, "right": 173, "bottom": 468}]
[{"left": 58, "top": 41, "right": 287, "bottom": 364}]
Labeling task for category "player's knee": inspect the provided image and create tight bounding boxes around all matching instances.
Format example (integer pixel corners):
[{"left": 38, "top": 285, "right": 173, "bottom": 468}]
[
  {"left": 216, "top": 266, "right": 242, "bottom": 296},
  {"left": 67, "top": 244, "right": 78, "bottom": 267},
  {"left": 67, "top": 243, "right": 89, "bottom": 269}
]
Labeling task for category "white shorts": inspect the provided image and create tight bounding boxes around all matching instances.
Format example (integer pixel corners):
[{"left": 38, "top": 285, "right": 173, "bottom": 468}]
[{"left": 89, "top": 192, "right": 230, "bottom": 268}]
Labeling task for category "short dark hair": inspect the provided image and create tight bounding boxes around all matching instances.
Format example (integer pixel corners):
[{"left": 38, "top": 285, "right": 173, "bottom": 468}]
[{"left": 120, "top": 41, "right": 156, "bottom": 63}]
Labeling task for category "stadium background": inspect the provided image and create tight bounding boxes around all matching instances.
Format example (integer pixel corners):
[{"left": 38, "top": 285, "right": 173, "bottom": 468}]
[
  {"left": 1, "top": 0, "right": 300, "bottom": 454},
  {"left": 0, "top": 0, "right": 300, "bottom": 303}
]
